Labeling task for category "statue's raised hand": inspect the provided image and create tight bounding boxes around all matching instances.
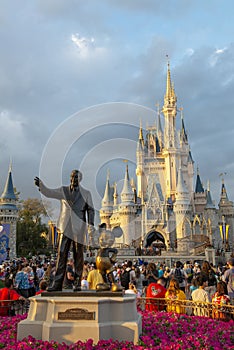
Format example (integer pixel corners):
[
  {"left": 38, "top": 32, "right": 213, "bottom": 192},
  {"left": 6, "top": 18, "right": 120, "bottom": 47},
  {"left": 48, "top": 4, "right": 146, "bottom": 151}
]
[{"left": 34, "top": 176, "right": 41, "bottom": 187}]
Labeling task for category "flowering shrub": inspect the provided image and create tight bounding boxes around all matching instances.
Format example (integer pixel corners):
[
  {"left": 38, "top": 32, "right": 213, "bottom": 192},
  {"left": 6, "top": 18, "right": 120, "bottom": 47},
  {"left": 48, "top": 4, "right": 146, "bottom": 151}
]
[{"left": 0, "top": 311, "right": 233, "bottom": 349}]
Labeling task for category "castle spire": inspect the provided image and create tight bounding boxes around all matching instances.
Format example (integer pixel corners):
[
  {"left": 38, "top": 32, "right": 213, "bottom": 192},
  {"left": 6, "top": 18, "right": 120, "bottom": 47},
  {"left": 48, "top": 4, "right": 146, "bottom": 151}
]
[
  {"left": 176, "top": 167, "right": 189, "bottom": 198},
  {"left": 137, "top": 120, "right": 144, "bottom": 152},
  {"left": 101, "top": 169, "right": 112, "bottom": 207},
  {"left": 121, "top": 163, "right": 134, "bottom": 204},
  {"left": 220, "top": 177, "right": 229, "bottom": 202},
  {"left": 206, "top": 180, "right": 215, "bottom": 209},
  {"left": 166, "top": 59, "right": 173, "bottom": 99},
  {"left": 113, "top": 182, "right": 119, "bottom": 206},
  {"left": 195, "top": 167, "right": 204, "bottom": 193},
  {"left": 1, "top": 162, "right": 17, "bottom": 200},
  {"left": 180, "top": 107, "right": 188, "bottom": 143}
]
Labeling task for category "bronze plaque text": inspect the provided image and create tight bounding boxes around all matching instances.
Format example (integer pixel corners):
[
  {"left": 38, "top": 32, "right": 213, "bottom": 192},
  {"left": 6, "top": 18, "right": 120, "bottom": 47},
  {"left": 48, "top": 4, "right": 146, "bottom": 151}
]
[{"left": 58, "top": 308, "right": 95, "bottom": 320}]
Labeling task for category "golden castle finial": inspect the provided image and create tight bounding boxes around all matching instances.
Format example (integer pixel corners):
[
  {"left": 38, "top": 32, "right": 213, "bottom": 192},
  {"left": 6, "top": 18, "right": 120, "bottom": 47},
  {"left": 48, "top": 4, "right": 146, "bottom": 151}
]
[
  {"left": 139, "top": 119, "right": 144, "bottom": 141},
  {"left": 179, "top": 107, "right": 184, "bottom": 119},
  {"left": 166, "top": 55, "right": 172, "bottom": 98}
]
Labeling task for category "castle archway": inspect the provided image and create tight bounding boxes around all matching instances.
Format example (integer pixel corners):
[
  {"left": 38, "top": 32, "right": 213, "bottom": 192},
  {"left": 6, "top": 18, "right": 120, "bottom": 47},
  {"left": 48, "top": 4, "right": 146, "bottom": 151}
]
[{"left": 145, "top": 229, "right": 166, "bottom": 249}]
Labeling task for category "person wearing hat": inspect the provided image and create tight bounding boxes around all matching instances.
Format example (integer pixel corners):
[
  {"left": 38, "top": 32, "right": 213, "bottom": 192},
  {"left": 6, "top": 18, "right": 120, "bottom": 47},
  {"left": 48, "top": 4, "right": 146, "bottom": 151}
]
[{"left": 223, "top": 258, "right": 234, "bottom": 304}]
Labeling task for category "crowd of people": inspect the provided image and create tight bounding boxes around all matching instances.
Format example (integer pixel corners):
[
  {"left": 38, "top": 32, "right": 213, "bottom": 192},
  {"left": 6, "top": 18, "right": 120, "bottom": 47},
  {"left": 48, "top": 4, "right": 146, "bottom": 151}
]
[{"left": 0, "top": 255, "right": 233, "bottom": 319}]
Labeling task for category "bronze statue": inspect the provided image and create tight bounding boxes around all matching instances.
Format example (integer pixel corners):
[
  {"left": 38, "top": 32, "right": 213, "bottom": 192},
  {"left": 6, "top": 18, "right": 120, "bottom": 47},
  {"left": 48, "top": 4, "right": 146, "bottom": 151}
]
[
  {"left": 95, "top": 223, "right": 123, "bottom": 292},
  {"left": 34, "top": 170, "right": 95, "bottom": 291}
]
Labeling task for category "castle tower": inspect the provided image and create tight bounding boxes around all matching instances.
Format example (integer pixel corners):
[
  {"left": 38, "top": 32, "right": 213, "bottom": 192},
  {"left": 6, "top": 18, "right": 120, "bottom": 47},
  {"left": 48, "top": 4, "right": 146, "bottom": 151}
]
[
  {"left": 194, "top": 167, "right": 206, "bottom": 213},
  {"left": 136, "top": 122, "right": 145, "bottom": 202},
  {"left": 162, "top": 61, "right": 178, "bottom": 200},
  {"left": 218, "top": 178, "right": 234, "bottom": 250},
  {"left": 0, "top": 163, "right": 18, "bottom": 259},
  {"left": 179, "top": 109, "right": 194, "bottom": 196},
  {"left": 99, "top": 171, "right": 113, "bottom": 229},
  {"left": 204, "top": 181, "right": 217, "bottom": 245},
  {"left": 118, "top": 164, "right": 136, "bottom": 245},
  {"left": 174, "top": 166, "right": 192, "bottom": 253}
]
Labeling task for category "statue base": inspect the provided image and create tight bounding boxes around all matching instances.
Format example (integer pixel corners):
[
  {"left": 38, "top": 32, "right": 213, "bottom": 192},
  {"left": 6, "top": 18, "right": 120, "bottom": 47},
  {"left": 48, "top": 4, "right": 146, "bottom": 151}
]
[{"left": 17, "top": 292, "right": 142, "bottom": 345}]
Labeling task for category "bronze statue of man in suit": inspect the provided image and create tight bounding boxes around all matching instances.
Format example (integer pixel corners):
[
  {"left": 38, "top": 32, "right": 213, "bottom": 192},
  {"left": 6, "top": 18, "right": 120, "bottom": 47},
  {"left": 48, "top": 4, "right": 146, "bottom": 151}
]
[{"left": 34, "top": 170, "right": 95, "bottom": 291}]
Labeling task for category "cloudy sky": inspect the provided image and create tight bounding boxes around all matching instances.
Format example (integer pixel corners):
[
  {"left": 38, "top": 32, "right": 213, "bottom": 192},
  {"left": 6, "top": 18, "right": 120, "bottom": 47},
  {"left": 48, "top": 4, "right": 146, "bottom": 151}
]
[{"left": 0, "top": 0, "right": 234, "bottom": 216}]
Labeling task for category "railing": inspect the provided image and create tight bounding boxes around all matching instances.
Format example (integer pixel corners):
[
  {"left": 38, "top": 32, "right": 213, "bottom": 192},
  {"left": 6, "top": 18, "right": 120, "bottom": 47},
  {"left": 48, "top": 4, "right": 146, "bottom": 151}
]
[
  {"left": 138, "top": 297, "right": 234, "bottom": 321},
  {"left": 0, "top": 299, "right": 30, "bottom": 316}
]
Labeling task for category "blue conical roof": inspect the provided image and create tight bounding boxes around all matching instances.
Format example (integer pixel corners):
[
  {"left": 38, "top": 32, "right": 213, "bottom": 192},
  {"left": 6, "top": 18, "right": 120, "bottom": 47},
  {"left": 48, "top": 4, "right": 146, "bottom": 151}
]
[
  {"left": 1, "top": 170, "right": 16, "bottom": 200},
  {"left": 195, "top": 168, "right": 204, "bottom": 193}
]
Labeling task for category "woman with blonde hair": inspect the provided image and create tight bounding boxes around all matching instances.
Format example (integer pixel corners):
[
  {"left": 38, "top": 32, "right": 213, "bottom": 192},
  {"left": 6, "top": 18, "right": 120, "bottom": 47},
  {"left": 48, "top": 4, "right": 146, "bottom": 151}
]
[{"left": 165, "top": 278, "right": 186, "bottom": 314}]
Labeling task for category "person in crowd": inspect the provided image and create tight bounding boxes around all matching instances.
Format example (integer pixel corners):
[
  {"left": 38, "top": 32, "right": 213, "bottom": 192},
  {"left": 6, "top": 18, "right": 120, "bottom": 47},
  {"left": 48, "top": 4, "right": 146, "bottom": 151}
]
[
  {"left": 82, "top": 261, "right": 90, "bottom": 279},
  {"left": 158, "top": 265, "right": 164, "bottom": 278},
  {"left": 43, "top": 263, "right": 53, "bottom": 287},
  {"left": 191, "top": 275, "right": 210, "bottom": 316},
  {"left": 36, "top": 280, "right": 48, "bottom": 295},
  {"left": 170, "top": 261, "right": 187, "bottom": 292},
  {"left": 146, "top": 276, "right": 167, "bottom": 311},
  {"left": 193, "top": 262, "right": 201, "bottom": 277},
  {"left": 223, "top": 257, "right": 234, "bottom": 304},
  {"left": 87, "top": 263, "right": 104, "bottom": 290},
  {"left": 36, "top": 263, "right": 45, "bottom": 282},
  {"left": 15, "top": 264, "right": 30, "bottom": 298},
  {"left": 165, "top": 278, "right": 186, "bottom": 314},
  {"left": 120, "top": 261, "right": 136, "bottom": 290},
  {"left": 135, "top": 266, "right": 144, "bottom": 296},
  {"left": 183, "top": 262, "right": 194, "bottom": 295},
  {"left": 63, "top": 258, "right": 75, "bottom": 289},
  {"left": 25, "top": 266, "right": 36, "bottom": 297},
  {"left": 125, "top": 282, "right": 140, "bottom": 296},
  {"left": 163, "top": 267, "right": 171, "bottom": 287},
  {"left": 0, "top": 279, "right": 25, "bottom": 316},
  {"left": 80, "top": 275, "right": 89, "bottom": 290},
  {"left": 189, "top": 277, "right": 198, "bottom": 296},
  {"left": 126, "top": 260, "right": 136, "bottom": 283},
  {"left": 146, "top": 262, "right": 158, "bottom": 285},
  {"left": 32, "top": 265, "right": 40, "bottom": 293},
  {"left": 212, "top": 281, "right": 230, "bottom": 320},
  {"left": 200, "top": 260, "right": 217, "bottom": 300}
]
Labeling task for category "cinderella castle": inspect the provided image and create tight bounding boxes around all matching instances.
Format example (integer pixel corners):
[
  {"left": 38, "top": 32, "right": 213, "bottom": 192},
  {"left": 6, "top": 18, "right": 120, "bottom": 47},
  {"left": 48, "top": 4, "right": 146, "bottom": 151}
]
[{"left": 99, "top": 63, "right": 234, "bottom": 257}]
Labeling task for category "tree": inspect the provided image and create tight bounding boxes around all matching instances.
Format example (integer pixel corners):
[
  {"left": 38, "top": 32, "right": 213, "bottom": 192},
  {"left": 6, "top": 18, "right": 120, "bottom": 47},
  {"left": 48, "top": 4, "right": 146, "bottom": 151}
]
[{"left": 16, "top": 198, "right": 52, "bottom": 256}]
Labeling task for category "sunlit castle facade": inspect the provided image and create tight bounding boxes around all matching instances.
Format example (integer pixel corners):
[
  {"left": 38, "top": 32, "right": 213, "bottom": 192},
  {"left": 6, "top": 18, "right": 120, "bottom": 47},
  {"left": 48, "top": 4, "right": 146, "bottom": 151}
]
[{"left": 100, "top": 63, "right": 234, "bottom": 256}]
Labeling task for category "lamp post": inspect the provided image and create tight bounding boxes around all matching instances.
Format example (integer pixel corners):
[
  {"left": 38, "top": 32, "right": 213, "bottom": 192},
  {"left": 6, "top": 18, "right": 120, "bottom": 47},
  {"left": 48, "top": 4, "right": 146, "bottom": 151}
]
[{"left": 219, "top": 215, "right": 229, "bottom": 254}]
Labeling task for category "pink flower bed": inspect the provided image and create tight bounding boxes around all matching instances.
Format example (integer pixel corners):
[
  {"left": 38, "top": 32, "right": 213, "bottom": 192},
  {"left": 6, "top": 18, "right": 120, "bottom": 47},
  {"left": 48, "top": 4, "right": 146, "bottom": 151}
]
[{"left": 0, "top": 311, "right": 233, "bottom": 349}]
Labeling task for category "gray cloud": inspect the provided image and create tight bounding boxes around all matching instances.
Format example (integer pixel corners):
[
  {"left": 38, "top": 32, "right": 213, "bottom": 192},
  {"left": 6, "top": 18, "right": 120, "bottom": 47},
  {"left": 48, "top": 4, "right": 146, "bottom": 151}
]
[{"left": 0, "top": 1, "right": 233, "bottom": 210}]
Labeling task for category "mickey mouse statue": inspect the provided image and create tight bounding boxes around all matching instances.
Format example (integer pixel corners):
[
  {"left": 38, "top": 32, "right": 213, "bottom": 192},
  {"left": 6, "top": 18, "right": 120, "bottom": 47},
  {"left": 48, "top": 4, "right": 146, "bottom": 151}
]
[{"left": 95, "top": 223, "right": 123, "bottom": 292}]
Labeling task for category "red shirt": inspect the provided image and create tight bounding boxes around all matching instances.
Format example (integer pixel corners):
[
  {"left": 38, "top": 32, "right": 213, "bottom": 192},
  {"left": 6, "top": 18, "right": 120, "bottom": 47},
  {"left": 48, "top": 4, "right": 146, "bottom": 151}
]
[
  {"left": 146, "top": 283, "right": 167, "bottom": 311},
  {"left": 0, "top": 287, "right": 21, "bottom": 316}
]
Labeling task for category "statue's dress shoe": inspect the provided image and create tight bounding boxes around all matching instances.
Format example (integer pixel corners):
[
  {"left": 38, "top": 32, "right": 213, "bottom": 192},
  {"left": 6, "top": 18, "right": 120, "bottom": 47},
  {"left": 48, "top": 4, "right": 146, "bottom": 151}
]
[
  {"left": 47, "top": 285, "right": 62, "bottom": 292},
  {"left": 96, "top": 283, "right": 110, "bottom": 291},
  {"left": 111, "top": 283, "right": 123, "bottom": 292}
]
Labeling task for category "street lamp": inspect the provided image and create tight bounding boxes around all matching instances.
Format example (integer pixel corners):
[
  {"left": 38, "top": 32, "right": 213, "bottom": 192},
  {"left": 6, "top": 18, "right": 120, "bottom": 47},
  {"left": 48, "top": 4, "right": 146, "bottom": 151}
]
[{"left": 219, "top": 215, "right": 229, "bottom": 253}]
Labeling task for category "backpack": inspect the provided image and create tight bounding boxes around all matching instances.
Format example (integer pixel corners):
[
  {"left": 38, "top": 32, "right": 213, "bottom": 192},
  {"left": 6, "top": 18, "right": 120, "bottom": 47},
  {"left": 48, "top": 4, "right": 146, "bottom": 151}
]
[
  {"left": 174, "top": 268, "right": 183, "bottom": 284},
  {"left": 120, "top": 269, "right": 130, "bottom": 289}
]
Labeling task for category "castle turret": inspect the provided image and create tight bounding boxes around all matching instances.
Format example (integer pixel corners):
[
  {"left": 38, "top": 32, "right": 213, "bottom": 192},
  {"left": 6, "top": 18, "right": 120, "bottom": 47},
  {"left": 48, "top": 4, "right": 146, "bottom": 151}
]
[
  {"left": 174, "top": 166, "right": 191, "bottom": 253},
  {"left": 194, "top": 167, "right": 206, "bottom": 213},
  {"left": 218, "top": 178, "right": 234, "bottom": 251},
  {"left": 0, "top": 163, "right": 18, "bottom": 259},
  {"left": 99, "top": 171, "right": 113, "bottom": 229},
  {"left": 162, "top": 60, "right": 178, "bottom": 200},
  {"left": 136, "top": 122, "right": 145, "bottom": 202},
  {"left": 119, "top": 164, "right": 136, "bottom": 245}
]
